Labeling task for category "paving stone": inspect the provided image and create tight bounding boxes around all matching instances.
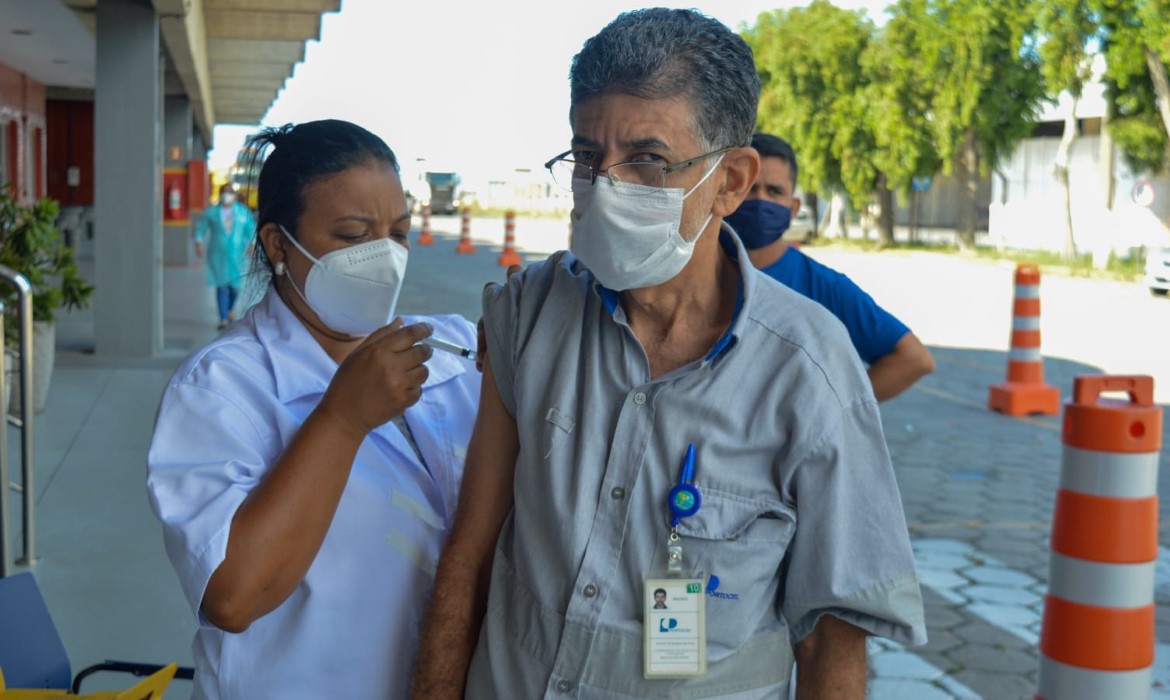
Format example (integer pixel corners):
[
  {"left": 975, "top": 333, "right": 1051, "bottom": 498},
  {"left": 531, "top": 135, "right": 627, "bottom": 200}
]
[
  {"left": 950, "top": 667, "right": 1036, "bottom": 700},
  {"left": 963, "top": 565, "right": 1035, "bottom": 587},
  {"left": 915, "top": 552, "right": 973, "bottom": 572},
  {"left": 948, "top": 643, "right": 1037, "bottom": 673},
  {"left": 960, "top": 584, "right": 1041, "bottom": 606},
  {"left": 936, "top": 674, "right": 983, "bottom": 699},
  {"left": 966, "top": 602, "right": 1039, "bottom": 632},
  {"left": 871, "top": 650, "right": 945, "bottom": 680},
  {"left": 923, "top": 605, "right": 965, "bottom": 631},
  {"left": 867, "top": 678, "right": 954, "bottom": 700},
  {"left": 950, "top": 621, "right": 1033, "bottom": 650},
  {"left": 918, "top": 568, "right": 970, "bottom": 593},
  {"left": 917, "top": 628, "right": 964, "bottom": 654}
]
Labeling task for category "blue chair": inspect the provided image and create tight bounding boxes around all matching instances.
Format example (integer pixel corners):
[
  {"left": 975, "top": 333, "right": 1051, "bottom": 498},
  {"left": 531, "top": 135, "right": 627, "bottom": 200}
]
[
  {"left": 0, "top": 572, "right": 71, "bottom": 689},
  {"left": 0, "top": 572, "right": 193, "bottom": 693}
]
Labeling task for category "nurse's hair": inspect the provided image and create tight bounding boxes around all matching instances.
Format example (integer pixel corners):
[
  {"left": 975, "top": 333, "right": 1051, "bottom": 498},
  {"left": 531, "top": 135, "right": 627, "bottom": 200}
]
[
  {"left": 243, "top": 119, "right": 400, "bottom": 281},
  {"left": 568, "top": 8, "right": 760, "bottom": 152}
]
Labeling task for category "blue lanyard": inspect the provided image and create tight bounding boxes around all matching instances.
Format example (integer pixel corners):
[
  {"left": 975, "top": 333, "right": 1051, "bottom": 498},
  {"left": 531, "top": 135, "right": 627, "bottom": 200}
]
[{"left": 668, "top": 443, "right": 701, "bottom": 528}]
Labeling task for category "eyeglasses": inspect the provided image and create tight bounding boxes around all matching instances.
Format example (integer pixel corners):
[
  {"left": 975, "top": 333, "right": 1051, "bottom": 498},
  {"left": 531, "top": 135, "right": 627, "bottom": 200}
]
[{"left": 544, "top": 146, "right": 733, "bottom": 195}]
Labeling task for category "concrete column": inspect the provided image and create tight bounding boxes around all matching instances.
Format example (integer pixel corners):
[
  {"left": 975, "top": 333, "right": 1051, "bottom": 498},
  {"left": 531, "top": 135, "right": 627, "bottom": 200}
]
[
  {"left": 192, "top": 130, "right": 207, "bottom": 161},
  {"left": 163, "top": 95, "right": 193, "bottom": 266},
  {"left": 94, "top": 0, "right": 162, "bottom": 358}
]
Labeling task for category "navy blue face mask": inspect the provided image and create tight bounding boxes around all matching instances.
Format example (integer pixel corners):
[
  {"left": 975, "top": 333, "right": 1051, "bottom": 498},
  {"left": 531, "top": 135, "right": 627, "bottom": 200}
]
[{"left": 725, "top": 199, "right": 792, "bottom": 250}]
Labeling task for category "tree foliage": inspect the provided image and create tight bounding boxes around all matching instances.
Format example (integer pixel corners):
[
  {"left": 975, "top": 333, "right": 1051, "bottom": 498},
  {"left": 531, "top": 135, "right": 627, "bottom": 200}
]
[
  {"left": 743, "top": 0, "right": 877, "bottom": 208},
  {"left": 1092, "top": 0, "right": 1170, "bottom": 174},
  {"left": 1037, "top": 0, "right": 1096, "bottom": 98},
  {"left": 742, "top": 0, "right": 1166, "bottom": 247},
  {"left": 912, "top": 0, "right": 1046, "bottom": 179},
  {"left": 862, "top": 0, "right": 941, "bottom": 200}
]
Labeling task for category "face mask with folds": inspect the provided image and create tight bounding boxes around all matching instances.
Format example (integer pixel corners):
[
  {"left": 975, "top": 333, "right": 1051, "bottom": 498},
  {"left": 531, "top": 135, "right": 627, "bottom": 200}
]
[
  {"left": 279, "top": 225, "right": 408, "bottom": 336},
  {"left": 568, "top": 155, "right": 723, "bottom": 291},
  {"left": 725, "top": 199, "right": 792, "bottom": 250}
]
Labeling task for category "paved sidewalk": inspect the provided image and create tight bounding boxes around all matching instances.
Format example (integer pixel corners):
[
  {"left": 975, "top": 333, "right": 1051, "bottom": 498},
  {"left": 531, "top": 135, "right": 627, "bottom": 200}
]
[{"left": 4, "top": 214, "right": 1168, "bottom": 698}]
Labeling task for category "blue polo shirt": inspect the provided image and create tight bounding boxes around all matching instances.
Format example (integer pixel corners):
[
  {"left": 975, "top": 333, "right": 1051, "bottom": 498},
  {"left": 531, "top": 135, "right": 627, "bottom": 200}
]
[{"left": 761, "top": 247, "right": 910, "bottom": 365}]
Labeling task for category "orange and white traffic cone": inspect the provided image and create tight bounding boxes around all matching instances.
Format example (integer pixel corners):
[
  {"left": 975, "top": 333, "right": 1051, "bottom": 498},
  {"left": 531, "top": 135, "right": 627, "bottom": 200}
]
[
  {"left": 455, "top": 207, "right": 475, "bottom": 254},
  {"left": 417, "top": 204, "right": 434, "bottom": 246},
  {"left": 498, "top": 209, "right": 522, "bottom": 267},
  {"left": 988, "top": 263, "right": 1060, "bottom": 415},
  {"left": 1036, "top": 375, "right": 1162, "bottom": 700}
]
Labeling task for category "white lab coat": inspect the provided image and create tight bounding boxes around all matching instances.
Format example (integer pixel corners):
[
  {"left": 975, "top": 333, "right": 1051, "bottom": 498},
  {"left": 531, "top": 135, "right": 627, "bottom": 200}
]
[{"left": 146, "top": 289, "right": 480, "bottom": 699}]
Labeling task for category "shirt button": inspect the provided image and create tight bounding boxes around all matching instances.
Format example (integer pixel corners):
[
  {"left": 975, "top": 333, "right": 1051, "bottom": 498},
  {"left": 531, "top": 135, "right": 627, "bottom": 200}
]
[
  {"left": 556, "top": 679, "right": 573, "bottom": 693},
  {"left": 633, "top": 392, "right": 647, "bottom": 405},
  {"left": 583, "top": 583, "right": 598, "bottom": 598},
  {"left": 611, "top": 486, "right": 625, "bottom": 500}
]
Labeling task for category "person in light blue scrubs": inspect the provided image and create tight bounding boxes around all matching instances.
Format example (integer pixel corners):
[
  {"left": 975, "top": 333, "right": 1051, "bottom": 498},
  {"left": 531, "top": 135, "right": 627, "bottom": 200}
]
[{"left": 194, "top": 184, "right": 255, "bottom": 329}]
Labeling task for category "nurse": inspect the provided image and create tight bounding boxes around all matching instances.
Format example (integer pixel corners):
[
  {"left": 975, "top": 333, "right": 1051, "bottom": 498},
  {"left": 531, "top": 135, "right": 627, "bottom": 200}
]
[{"left": 146, "top": 119, "right": 480, "bottom": 699}]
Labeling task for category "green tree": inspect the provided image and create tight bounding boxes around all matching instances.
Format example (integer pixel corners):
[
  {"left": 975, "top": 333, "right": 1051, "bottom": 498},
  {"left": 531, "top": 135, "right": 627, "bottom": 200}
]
[
  {"left": 744, "top": 0, "right": 879, "bottom": 238},
  {"left": 1092, "top": 0, "right": 1170, "bottom": 176},
  {"left": 901, "top": 0, "right": 1047, "bottom": 248},
  {"left": 863, "top": 0, "right": 943, "bottom": 243},
  {"left": 1037, "top": 0, "right": 1096, "bottom": 260}
]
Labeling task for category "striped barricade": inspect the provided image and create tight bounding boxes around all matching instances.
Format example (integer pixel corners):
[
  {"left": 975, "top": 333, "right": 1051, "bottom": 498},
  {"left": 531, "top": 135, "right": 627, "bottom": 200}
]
[
  {"left": 988, "top": 263, "right": 1060, "bottom": 415},
  {"left": 498, "top": 210, "right": 522, "bottom": 267},
  {"left": 455, "top": 207, "right": 475, "bottom": 254},
  {"left": 417, "top": 204, "right": 434, "bottom": 246},
  {"left": 1036, "top": 375, "right": 1163, "bottom": 699}
]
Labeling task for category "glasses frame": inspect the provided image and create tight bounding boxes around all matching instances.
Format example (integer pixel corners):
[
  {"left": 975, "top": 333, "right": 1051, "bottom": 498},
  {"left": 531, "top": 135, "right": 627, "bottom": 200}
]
[{"left": 544, "top": 145, "right": 735, "bottom": 189}]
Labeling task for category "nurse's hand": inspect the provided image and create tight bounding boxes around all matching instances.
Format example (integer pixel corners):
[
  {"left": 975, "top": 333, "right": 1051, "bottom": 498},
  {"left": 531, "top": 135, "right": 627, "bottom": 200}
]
[{"left": 318, "top": 319, "right": 434, "bottom": 436}]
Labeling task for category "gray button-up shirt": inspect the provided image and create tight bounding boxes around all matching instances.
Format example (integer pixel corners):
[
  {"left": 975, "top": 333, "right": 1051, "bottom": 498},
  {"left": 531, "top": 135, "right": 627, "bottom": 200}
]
[{"left": 469, "top": 230, "right": 926, "bottom": 699}]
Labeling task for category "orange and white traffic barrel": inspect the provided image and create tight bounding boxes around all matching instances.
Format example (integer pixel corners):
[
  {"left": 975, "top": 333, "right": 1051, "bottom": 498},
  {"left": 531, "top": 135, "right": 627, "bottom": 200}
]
[
  {"left": 417, "top": 204, "right": 434, "bottom": 246},
  {"left": 498, "top": 209, "right": 522, "bottom": 267},
  {"left": 1036, "top": 375, "right": 1162, "bottom": 700},
  {"left": 988, "top": 263, "right": 1060, "bottom": 415},
  {"left": 455, "top": 207, "right": 475, "bottom": 254}
]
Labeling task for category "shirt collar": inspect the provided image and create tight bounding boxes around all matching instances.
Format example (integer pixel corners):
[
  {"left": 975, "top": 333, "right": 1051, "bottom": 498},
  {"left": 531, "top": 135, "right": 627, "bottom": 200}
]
[
  {"left": 592, "top": 223, "right": 751, "bottom": 362},
  {"left": 253, "top": 289, "right": 466, "bottom": 403}
]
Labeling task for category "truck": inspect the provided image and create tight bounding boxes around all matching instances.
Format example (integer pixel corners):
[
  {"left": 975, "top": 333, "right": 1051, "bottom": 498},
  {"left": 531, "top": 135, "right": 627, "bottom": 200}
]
[{"left": 424, "top": 171, "right": 463, "bottom": 215}]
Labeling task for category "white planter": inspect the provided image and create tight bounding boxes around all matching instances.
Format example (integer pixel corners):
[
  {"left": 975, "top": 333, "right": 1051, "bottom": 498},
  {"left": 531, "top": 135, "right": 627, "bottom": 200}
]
[{"left": 7, "top": 320, "right": 55, "bottom": 416}]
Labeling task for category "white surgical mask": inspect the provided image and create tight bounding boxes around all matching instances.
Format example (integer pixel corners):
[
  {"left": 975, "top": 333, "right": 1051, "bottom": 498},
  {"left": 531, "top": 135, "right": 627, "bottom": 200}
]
[
  {"left": 569, "top": 155, "right": 723, "bottom": 290},
  {"left": 279, "top": 225, "right": 408, "bottom": 336},
  {"left": 221, "top": 193, "right": 237, "bottom": 206}
]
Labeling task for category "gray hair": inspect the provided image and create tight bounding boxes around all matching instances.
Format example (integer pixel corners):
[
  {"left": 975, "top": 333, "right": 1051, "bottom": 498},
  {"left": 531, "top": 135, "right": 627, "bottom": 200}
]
[{"left": 569, "top": 7, "right": 760, "bottom": 151}]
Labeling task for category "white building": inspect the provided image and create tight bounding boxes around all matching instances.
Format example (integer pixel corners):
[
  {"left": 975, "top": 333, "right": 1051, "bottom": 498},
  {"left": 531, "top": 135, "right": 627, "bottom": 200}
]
[{"left": 989, "top": 65, "right": 1170, "bottom": 260}]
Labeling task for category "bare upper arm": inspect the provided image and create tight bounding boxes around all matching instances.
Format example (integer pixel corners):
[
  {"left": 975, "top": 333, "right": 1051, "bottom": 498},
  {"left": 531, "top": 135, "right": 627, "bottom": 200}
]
[{"left": 447, "top": 354, "right": 519, "bottom": 552}]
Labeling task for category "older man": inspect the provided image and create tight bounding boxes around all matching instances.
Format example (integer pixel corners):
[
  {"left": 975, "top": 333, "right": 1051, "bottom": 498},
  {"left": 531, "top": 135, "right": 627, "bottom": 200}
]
[{"left": 412, "top": 8, "right": 925, "bottom": 700}]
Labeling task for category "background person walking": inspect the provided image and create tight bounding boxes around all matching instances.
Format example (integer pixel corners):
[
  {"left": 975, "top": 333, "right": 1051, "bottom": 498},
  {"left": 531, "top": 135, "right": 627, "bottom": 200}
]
[{"left": 195, "top": 184, "right": 255, "bottom": 329}]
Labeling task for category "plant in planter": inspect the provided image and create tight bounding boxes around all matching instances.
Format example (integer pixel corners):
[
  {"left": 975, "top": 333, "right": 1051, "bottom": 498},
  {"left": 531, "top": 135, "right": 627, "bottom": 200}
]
[{"left": 0, "top": 183, "right": 95, "bottom": 413}]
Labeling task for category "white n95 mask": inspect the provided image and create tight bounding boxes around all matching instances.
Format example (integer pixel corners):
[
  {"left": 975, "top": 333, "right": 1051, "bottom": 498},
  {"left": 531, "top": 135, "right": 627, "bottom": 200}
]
[
  {"left": 569, "top": 154, "right": 723, "bottom": 291},
  {"left": 279, "top": 225, "right": 408, "bottom": 336}
]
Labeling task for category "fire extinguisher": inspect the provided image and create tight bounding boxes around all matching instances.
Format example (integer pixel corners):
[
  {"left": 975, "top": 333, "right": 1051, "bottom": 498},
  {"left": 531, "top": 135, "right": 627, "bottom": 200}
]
[{"left": 167, "top": 183, "right": 182, "bottom": 216}]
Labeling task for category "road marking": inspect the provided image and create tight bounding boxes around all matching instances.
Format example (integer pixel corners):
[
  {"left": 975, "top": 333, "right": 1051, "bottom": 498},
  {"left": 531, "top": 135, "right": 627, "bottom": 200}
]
[{"left": 912, "top": 384, "right": 1061, "bottom": 431}]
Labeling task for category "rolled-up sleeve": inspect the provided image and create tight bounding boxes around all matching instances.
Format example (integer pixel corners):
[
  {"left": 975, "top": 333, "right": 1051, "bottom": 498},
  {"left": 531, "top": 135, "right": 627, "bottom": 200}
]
[
  {"left": 145, "top": 381, "right": 269, "bottom": 623},
  {"left": 780, "top": 397, "right": 927, "bottom": 646}
]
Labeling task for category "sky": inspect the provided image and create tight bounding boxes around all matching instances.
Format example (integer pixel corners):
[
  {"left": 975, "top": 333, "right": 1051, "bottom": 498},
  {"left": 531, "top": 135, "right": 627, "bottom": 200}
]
[{"left": 208, "top": 0, "right": 892, "bottom": 190}]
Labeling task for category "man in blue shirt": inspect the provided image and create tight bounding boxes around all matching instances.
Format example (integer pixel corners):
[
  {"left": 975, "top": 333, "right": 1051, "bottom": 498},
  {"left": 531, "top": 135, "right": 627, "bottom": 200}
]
[{"left": 726, "top": 133, "right": 935, "bottom": 401}]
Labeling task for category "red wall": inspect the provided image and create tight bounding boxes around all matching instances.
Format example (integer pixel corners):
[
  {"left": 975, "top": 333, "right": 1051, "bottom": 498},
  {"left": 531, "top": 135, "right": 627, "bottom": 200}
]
[
  {"left": 46, "top": 99, "right": 94, "bottom": 206},
  {"left": 0, "top": 61, "right": 46, "bottom": 203}
]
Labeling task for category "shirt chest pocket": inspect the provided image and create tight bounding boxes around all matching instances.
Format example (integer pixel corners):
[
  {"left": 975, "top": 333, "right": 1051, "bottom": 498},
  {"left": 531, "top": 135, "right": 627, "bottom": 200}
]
[
  {"left": 541, "top": 407, "right": 575, "bottom": 459},
  {"left": 670, "top": 488, "right": 796, "bottom": 658}
]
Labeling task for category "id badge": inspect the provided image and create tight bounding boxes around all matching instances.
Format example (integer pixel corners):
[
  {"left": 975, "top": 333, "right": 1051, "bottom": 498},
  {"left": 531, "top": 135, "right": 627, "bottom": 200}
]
[{"left": 643, "top": 574, "right": 707, "bottom": 678}]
